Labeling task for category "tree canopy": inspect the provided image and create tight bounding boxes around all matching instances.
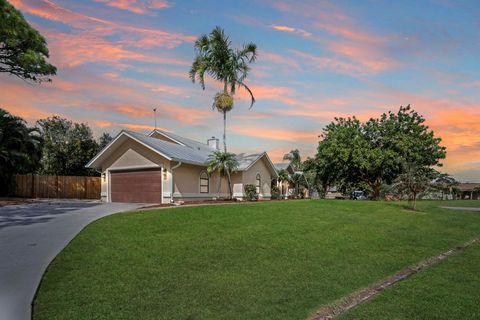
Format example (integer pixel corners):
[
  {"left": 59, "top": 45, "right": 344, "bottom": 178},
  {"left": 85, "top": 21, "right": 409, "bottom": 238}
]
[
  {"left": 190, "top": 26, "right": 257, "bottom": 152},
  {"left": 0, "top": 108, "right": 42, "bottom": 195},
  {"left": 314, "top": 105, "right": 446, "bottom": 199},
  {"left": 0, "top": 0, "right": 56, "bottom": 82},
  {"left": 36, "top": 116, "right": 100, "bottom": 176}
]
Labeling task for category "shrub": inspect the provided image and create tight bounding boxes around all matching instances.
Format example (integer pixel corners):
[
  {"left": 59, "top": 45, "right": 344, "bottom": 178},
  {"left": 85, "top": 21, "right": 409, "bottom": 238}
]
[
  {"left": 244, "top": 184, "right": 258, "bottom": 201},
  {"left": 271, "top": 185, "right": 280, "bottom": 200}
]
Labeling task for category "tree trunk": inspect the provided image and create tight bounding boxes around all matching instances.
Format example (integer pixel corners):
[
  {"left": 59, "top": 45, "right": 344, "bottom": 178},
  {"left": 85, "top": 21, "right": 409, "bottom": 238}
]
[
  {"left": 223, "top": 110, "right": 227, "bottom": 153},
  {"left": 413, "top": 192, "right": 417, "bottom": 210},
  {"left": 217, "top": 174, "right": 223, "bottom": 198},
  {"left": 223, "top": 81, "right": 228, "bottom": 153},
  {"left": 227, "top": 172, "right": 233, "bottom": 199}
]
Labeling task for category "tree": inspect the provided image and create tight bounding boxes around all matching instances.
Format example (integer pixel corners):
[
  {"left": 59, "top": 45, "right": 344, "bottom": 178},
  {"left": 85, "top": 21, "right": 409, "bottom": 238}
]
[
  {"left": 0, "top": 108, "right": 42, "bottom": 195},
  {"left": 37, "top": 116, "right": 99, "bottom": 176},
  {"left": 207, "top": 150, "right": 238, "bottom": 199},
  {"left": 0, "top": 0, "right": 56, "bottom": 82},
  {"left": 283, "top": 149, "right": 302, "bottom": 170},
  {"left": 313, "top": 106, "right": 446, "bottom": 200},
  {"left": 190, "top": 26, "right": 257, "bottom": 152},
  {"left": 276, "top": 168, "right": 290, "bottom": 198},
  {"left": 98, "top": 132, "right": 113, "bottom": 150},
  {"left": 431, "top": 171, "right": 457, "bottom": 200},
  {"left": 390, "top": 164, "right": 435, "bottom": 210}
]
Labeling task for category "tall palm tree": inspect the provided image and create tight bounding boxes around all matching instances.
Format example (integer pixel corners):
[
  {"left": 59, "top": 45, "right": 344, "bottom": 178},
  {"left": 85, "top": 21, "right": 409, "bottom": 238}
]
[
  {"left": 283, "top": 149, "right": 302, "bottom": 170},
  {"left": 190, "top": 26, "right": 257, "bottom": 152},
  {"left": 207, "top": 150, "right": 239, "bottom": 199}
]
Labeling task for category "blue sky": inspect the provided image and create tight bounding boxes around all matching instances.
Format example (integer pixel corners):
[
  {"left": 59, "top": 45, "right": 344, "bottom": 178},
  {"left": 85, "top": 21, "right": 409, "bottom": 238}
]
[{"left": 2, "top": 0, "right": 480, "bottom": 181}]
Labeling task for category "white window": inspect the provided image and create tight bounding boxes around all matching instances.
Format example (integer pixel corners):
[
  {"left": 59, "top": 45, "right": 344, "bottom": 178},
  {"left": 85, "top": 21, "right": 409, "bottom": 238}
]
[
  {"left": 200, "top": 171, "right": 209, "bottom": 193},
  {"left": 256, "top": 173, "right": 261, "bottom": 194}
]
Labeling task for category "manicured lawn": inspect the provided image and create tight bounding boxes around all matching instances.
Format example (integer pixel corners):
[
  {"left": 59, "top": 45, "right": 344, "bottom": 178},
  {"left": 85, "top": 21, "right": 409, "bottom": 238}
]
[
  {"left": 33, "top": 200, "right": 480, "bottom": 320},
  {"left": 340, "top": 242, "right": 480, "bottom": 320}
]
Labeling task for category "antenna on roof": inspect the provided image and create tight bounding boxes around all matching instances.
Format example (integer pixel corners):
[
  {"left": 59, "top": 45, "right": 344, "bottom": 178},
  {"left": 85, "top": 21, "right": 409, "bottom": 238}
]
[{"left": 153, "top": 108, "right": 157, "bottom": 130}]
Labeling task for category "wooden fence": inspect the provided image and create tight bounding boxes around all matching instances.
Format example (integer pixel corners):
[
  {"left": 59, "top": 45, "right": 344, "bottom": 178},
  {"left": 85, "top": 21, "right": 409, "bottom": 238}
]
[{"left": 15, "top": 174, "right": 101, "bottom": 199}]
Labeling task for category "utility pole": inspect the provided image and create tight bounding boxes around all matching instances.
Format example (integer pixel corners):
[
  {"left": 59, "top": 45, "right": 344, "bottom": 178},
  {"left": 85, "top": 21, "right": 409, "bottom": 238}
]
[{"left": 153, "top": 108, "right": 157, "bottom": 129}]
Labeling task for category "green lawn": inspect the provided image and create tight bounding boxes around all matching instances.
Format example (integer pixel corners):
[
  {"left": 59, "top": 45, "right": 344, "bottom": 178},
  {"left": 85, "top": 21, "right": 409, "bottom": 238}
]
[
  {"left": 340, "top": 241, "right": 480, "bottom": 320},
  {"left": 33, "top": 200, "right": 480, "bottom": 320}
]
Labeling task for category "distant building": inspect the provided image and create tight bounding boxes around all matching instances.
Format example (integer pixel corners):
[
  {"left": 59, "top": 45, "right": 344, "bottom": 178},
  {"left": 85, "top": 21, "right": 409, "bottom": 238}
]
[{"left": 456, "top": 183, "right": 480, "bottom": 200}]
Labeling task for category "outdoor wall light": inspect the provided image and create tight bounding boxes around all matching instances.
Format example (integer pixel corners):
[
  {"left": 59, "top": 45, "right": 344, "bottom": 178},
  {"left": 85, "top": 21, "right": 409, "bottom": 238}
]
[
  {"left": 163, "top": 168, "right": 168, "bottom": 180},
  {"left": 102, "top": 172, "right": 106, "bottom": 181}
]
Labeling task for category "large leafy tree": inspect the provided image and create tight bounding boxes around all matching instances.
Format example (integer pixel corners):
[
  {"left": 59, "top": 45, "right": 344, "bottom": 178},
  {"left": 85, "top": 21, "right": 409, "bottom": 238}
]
[
  {"left": 37, "top": 116, "right": 99, "bottom": 176},
  {"left": 0, "top": 108, "right": 42, "bottom": 195},
  {"left": 0, "top": 0, "right": 56, "bottom": 82},
  {"left": 190, "top": 26, "right": 257, "bottom": 152},
  {"left": 314, "top": 106, "right": 446, "bottom": 199},
  {"left": 207, "top": 150, "right": 238, "bottom": 199}
]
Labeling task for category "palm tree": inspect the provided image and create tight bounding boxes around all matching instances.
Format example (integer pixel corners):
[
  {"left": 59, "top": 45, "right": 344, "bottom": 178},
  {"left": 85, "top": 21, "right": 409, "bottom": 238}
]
[
  {"left": 283, "top": 149, "right": 302, "bottom": 170},
  {"left": 0, "top": 108, "right": 42, "bottom": 195},
  {"left": 207, "top": 150, "right": 239, "bottom": 199},
  {"left": 190, "top": 26, "right": 257, "bottom": 152},
  {"left": 277, "top": 169, "right": 290, "bottom": 198}
]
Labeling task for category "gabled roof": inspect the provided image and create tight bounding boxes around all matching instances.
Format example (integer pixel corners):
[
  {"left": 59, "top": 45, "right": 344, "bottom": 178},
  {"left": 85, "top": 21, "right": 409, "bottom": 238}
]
[
  {"left": 274, "top": 162, "right": 295, "bottom": 174},
  {"left": 87, "top": 130, "right": 278, "bottom": 177},
  {"left": 457, "top": 183, "right": 480, "bottom": 192}
]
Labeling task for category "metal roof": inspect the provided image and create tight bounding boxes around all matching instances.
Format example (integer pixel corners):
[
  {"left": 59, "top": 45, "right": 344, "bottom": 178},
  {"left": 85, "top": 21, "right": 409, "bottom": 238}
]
[{"left": 87, "top": 130, "right": 277, "bottom": 175}]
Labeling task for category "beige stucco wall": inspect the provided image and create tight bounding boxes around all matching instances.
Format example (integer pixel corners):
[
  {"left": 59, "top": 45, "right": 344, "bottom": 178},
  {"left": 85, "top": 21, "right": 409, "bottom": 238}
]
[
  {"left": 100, "top": 139, "right": 171, "bottom": 203},
  {"left": 173, "top": 163, "right": 234, "bottom": 198},
  {"left": 242, "top": 156, "right": 272, "bottom": 199}
]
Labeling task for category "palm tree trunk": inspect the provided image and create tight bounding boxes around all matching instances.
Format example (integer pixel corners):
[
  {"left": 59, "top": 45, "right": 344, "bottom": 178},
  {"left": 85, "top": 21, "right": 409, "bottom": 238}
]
[
  {"left": 223, "top": 110, "right": 227, "bottom": 153},
  {"left": 223, "top": 81, "right": 228, "bottom": 153},
  {"left": 217, "top": 174, "right": 223, "bottom": 198},
  {"left": 227, "top": 172, "right": 233, "bottom": 199}
]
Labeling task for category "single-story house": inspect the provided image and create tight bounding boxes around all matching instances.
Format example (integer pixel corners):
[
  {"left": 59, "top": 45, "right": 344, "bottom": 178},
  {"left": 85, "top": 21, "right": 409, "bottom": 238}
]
[
  {"left": 456, "top": 182, "right": 480, "bottom": 200},
  {"left": 273, "top": 163, "right": 309, "bottom": 198},
  {"left": 86, "top": 129, "right": 278, "bottom": 204}
]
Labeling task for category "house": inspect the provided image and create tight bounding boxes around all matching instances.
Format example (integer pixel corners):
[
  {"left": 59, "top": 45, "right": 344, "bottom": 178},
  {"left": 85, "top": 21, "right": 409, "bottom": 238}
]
[
  {"left": 86, "top": 129, "right": 278, "bottom": 204},
  {"left": 273, "top": 163, "right": 309, "bottom": 198},
  {"left": 456, "top": 183, "right": 480, "bottom": 200}
]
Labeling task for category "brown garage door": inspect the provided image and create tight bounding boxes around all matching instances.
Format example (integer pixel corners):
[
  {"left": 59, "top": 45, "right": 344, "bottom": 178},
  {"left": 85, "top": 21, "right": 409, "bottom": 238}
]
[{"left": 110, "top": 169, "right": 162, "bottom": 203}]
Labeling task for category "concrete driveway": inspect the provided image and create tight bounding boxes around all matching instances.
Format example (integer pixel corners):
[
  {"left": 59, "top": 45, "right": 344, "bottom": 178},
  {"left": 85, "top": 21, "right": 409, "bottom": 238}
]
[{"left": 0, "top": 200, "right": 144, "bottom": 320}]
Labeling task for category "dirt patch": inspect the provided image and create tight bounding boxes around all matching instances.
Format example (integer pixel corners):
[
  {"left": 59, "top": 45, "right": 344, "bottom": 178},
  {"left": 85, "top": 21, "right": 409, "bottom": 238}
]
[{"left": 309, "top": 237, "right": 480, "bottom": 320}]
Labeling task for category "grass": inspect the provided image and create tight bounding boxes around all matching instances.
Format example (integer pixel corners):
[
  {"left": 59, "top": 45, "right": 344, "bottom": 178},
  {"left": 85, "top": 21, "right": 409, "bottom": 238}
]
[
  {"left": 33, "top": 200, "right": 480, "bottom": 320},
  {"left": 340, "top": 242, "right": 480, "bottom": 319}
]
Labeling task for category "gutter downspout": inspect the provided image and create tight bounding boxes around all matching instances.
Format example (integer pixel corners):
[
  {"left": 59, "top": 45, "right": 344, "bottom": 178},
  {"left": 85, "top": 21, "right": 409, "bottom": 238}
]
[{"left": 170, "top": 161, "right": 182, "bottom": 203}]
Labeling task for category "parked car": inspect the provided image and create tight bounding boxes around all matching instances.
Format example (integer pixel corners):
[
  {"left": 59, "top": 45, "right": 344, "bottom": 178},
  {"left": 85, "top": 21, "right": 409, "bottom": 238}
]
[{"left": 351, "top": 190, "right": 367, "bottom": 200}]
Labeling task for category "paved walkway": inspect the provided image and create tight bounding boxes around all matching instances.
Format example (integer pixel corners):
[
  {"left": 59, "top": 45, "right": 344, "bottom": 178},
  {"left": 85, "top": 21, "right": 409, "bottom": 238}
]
[
  {"left": 441, "top": 206, "right": 480, "bottom": 212},
  {"left": 0, "top": 200, "right": 144, "bottom": 320}
]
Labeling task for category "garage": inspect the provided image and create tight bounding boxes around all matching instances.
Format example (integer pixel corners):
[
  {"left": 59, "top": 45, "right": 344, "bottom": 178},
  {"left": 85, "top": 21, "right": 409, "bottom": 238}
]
[{"left": 110, "top": 169, "right": 162, "bottom": 203}]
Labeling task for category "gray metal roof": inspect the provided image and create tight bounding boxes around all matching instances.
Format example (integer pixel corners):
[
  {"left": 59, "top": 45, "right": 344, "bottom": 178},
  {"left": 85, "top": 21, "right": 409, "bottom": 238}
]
[
  {"left": 274, "top": 163, "right": 290, "bottom": 171},
  {"left": 88, "top": 129, "right": 277, "bottom": 175},
  {"left": 150, "top": 129, "right": 215, "bottom": 154},
  {"left": 235, "top": 153, "right": 264, "bottom": 170},
  {"left": 126, "top": 130, "right": 211, "bottom": 165}
]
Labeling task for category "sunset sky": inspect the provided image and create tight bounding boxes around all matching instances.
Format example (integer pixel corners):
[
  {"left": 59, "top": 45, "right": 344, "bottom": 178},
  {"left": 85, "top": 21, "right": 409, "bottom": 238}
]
[{"left": 2, "top": 0, "right": 479, "bottom": 181}]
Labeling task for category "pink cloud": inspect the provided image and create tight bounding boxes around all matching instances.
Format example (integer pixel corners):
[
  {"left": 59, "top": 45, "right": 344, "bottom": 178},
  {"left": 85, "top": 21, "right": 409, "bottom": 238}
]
[
  {"left": 271, "top": 25, "right": 312, "bottom": 37},
  {"left": 94, "top": 0, "right": 171, "bottom": 15},
  {"left": 231, "top": 125, "right": 318, "bottom": 142},
  {"left": 11, "top": 0, "right": 194, "bottom": 51}
]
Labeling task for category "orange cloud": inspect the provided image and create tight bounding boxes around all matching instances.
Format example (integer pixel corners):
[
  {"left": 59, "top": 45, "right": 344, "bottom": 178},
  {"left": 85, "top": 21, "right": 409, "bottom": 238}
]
[
  {"left": 94, "top": 0, "right": 170, "bottom": 15},
  {"left": 231, "top": 125, "right": 318, "bottom": 141},
  {"left": 11, "top": 0, "right": 194, "bottom": 52},
  {"left": 271, "top": 25, "right": 312, "bottom": 37},
  {"left": 327, "top": 41, "right": 398, "bottom": 73}
]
